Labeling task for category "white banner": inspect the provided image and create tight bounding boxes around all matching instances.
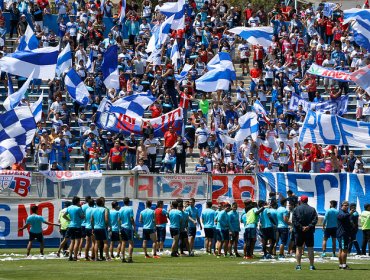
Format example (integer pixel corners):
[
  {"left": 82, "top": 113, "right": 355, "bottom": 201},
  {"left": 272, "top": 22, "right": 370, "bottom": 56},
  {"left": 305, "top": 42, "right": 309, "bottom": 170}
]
[
  {"left": 307, "top": 63, "right": 352, "bottom": 82},
  {"left": 39, "top": 171, "right": 103, "bottom": 182}
]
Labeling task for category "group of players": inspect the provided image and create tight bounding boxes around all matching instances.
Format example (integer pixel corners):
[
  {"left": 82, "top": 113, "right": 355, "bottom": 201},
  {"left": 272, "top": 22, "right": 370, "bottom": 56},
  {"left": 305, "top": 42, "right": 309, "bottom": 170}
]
[{"left": 20, "top": 192, "right": 369, "bottom": 270}]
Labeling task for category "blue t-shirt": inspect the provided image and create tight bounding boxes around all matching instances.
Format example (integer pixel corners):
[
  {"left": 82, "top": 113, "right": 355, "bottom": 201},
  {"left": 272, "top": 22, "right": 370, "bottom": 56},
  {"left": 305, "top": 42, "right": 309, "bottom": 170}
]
[
  {"left": 228, "top": 210, "right": 240, "bottom": 232},
  {"left": 81, "top": 203, "right": 89, "bottom": 227},
  {"left": 85, "top": 207, "right": 94, "bottom": 229},
  {"left": 216, "top": 210, "right": 230, "bottom": 230},
  {"left": 276, "top": 206, "right": 289, "bottom": 228},
  {"left": 201, "top": 208, "right": 216, "bottom": 229},
  {"left": 66, "top": 205, "right": 83, "bottom": 228},
  {"left": 141, "top": 208, "right": 155, "bottom": 230},
  {"left": 185, "top": 206, "right": 199, "bottom": 228},
  {"left": 260, "top": 208, "right": 273, "bottom": 228},
  {"left": 324, "top": 208, "right": 339, "bottom": 228},
  {"left": 269, "top": 208, "right": 278, "bottom": 226},
  {"left": 26, "top": 214, "right": 45, "bottom": 233},
  {"left": 109, "top": 209, "right": 120, "bottom": 232},
  {"left": 181, "top": 211, "right": 189, "bottom": 230},
  {"left": 169, "top": 209, "right": 182, "bottom": 229},
  {"left": 119, "top": 206, "right": 134, "bottom": 229},
  {"left": 92, "top": 206, "right": 107, "bottom": 230}
]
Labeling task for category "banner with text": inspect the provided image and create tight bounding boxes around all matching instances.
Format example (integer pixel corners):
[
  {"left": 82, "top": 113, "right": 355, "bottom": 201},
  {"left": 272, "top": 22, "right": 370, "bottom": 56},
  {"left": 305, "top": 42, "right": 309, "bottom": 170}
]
[
  {"left": 307, "top": 63, "right": 352, "bottom": 82},
  {"left": 299, "top": 110, "right": 370, "bottom": 147},
  {"left": 0, "top": 171, "right": 32, "bottom": 197},
  {"left": 39, "top": 171, "right": 103, "bottom": 182}
]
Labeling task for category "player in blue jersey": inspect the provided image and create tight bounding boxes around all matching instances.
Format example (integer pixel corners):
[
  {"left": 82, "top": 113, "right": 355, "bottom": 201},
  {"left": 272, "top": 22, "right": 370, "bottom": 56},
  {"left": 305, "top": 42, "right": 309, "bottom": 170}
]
[
  {"left": 322, "top": 200, "right": 339, "bottom": 257},
  {"left": 348, "top": 203, "right": 361, "bottom": 255},
  {"left": 119, "top": 197, "right": 135, "bottom": 263},
  {"left": 201, "top": 201, "right": 216, "bottom": 255},
  {"left": 84, "top": 199, "right": 95, "bottom": 260},
  {"left": 276, "top": 198, "right": 290, "bottom": 258},
  {"left": 169, "top": 201, "right": 183, "bottom": 257},
  {"left": 91, "top": 197, "right": 110, "bottom": 261},
  {"left": 109, "top": 201, "right": 121, "bottom": 259},
  {"left": 18, "top": 205, "right": 60, "bottom": 256},
  {"left": 259, "top": 201, "right": 276, "bottom": 259},
  {"left": 215, "top": 203, "right": 231, "bottom": 258},
  {"left": 140, "top": 200, "right": 159, "bottom": 259},
  {"left": 228, "top": 202, "right": 241, "bottom": 257},
  {"left": 185, "top": 198, "right": 202, "bottom": 256},
  {"left": 79, "top": 196, "right": 91, "bottom": 256}
]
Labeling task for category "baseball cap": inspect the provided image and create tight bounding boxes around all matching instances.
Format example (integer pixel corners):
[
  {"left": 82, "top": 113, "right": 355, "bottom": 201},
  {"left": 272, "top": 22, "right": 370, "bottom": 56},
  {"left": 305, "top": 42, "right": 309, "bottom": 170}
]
[{"left": 300, "top": 195, "right": 308, "bottom": 203}]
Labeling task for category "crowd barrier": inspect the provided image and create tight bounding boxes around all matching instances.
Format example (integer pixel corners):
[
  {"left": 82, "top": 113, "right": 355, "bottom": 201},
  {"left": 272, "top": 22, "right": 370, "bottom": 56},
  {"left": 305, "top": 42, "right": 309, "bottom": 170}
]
[{"left": 1, "top": 171, "right": 369, "bottom": 249}]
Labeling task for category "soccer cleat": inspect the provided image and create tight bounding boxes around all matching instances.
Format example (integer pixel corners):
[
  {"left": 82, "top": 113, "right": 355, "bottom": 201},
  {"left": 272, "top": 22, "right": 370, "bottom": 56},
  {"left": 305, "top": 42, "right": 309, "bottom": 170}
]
[
  {"left": 296, "top": 265, "right": 302, "bottom": 270},
  {"left": 342, "top": 265, "right": 351, "bottom": 270},
  {"left": 235, "top": 253, "right": 242, "bottom": 258},
  {"left": 153, "top": 255, "right": 161, "bottom": 259},
  {"left": 171, "top": 252, "right": 178, "bottom": 257},
  {"left": 127, "top": 258, "right": 133, "bottom": 263},
  {"left": 310, "top": 266, "right": 316, "bottom": 270},
  {"left": 145, "top": 254, "right": 151, "bottom": 259},
  {"left": 246, "top": 256, "right": 253, "bottom": 260},
  {"left": 321, "top": 252, "right": 326, "bottom": 257},
  {"left": 121, "top": 258, "right": 127, "bottom": 263}
]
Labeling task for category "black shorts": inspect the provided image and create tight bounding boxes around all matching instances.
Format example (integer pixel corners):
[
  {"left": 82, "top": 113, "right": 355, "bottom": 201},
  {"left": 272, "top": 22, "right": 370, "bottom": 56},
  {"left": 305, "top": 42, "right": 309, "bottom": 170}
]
[
  {"left": 60, "top": 229, "right": 67, "bottom": 239},
  {"left": 85, "top": 228, "right": 93, "bottom": 237},
  {"left": 230, "top": 231, "right": 239, "bottom": 241},
  {"left": 94, "top": 229, "right": 107, "bottom": 241},
  {"left": 188, "top": 227, "right": 196, "bottom": 237},
  {"left": 278, "top": 228, "right": 289, "bottom": 245},
  {"left": 29, "top": 232, "right": 43, "bottom": 242},
  {"left": 170, "top": 228, "right": 180, "bottom": 238},
  {"left": 81, "top": 226, "right": 87, "bottom": 238},
  {"left": 216, "top": 229, "right": 229, "bottom": 241},
  {"left": 324, "top": 227, "right": 337, "bottom": 239},
  {"left": 66, "top": 227, "right": 82, "bottom": 240},
  {"left": 156, "top": 227, "right": 166, "bottom": 242},
  {"left": 338, "top": 236, "right": 350, "bottom": 250},
  {"left": 198, "top": 142, "right": 208, "bottom": 149},
  {"left": 143, "top": 229, "right": 155, "bottom": 241},
  {"left": 84, "top": 154, "right": 90, "bottom": 163},
  {"left": 204, "top": 228, "right": 214, "bottom": 238},
  {"left": 120, "top": 228, "right": 133, "bottom": 241},
  {"left": 180, "top": 230, "right": 188, "bottom": 239},
  {"left": 261, "top": 227, "right": 275, "bottom": 241},
  {"left": 295, "top": 231, "right": 314, "bottom": 247},
  {"left": 244, "top": 228, "right": 257, "bottom": 240},
  {"left": 240, "top": 58, "right": 249, "bottom": 64},
  {"left": 111, "top": 231, "right": 120, "bottom": 242}
]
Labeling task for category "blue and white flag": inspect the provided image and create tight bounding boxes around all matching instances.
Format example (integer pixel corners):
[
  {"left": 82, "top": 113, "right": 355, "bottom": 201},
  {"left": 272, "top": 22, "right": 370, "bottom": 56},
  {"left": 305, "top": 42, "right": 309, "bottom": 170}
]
[
  {"left": 147, "top": 15, "right": 174, "bottom": 53},
  {"left": 299, "top": 110, "right": 370, "bottom": 148},
  {"left": 195, "top": 69, "right": 235, "bottom": 92},
  {"left": 17, "top": 25, "right": 38, "bottom": 51},
  {"left": 323, "top": 2, "right": 337, "bottom": 17},
  {"left": 119, "top": 0, "right": 126, "bottom": 24},
  {"left": 234, "top": 112, "right": 259, "bottom": 142},
  {"left": 0, "top": 106, "right": 37, "bottom": 168},
  {"left": 216, "top": 130, "right": 235, "bottom": 149},
  {"left": 56, "top": 43, "right": 72, "bottom": 76},
  {"left": 0, "top": 45, "right": 59, "bottom": 80},
  {"left": 65, "top": 68, "right": 90, "bottom": 106},
  {"left": 252, "top": 100, "right": 268, "bottom": 116},
  {"left": 289, "top": 92, "right": 349, "bottom": 116},
  {"left": 228, "top": 26, "right": 273, "bottom": 48},
  {"left": 3, "top": 70, "right": 34, "bottom": 111},
  {"left": 7, "top": 74, "right": 14, "bottom": 95},
  {"left": 31, "top": 92, "right": 43, "bottom": 123},
  {"left": 101, "top": 45, "right": 119, "bottom": 89},
  {"left": 343, "top": 8, "right": 370, "bottom": 25},
  {"left": 351, "top": 64, "right": 370, "bottom": 95},
  {"left": 170, "top": 39, "right": 180, "bottom": 70},
  {"left": 86, "top": 48, "right": 94, "bottom": 72},
  {"left": 352, "top": 19, "right": 370, "bottom": 52},
  {"left": 207, "top": 52, "right": 236, "bottom": 74},
  {"left": 175, "top": 64, "right": 192, "bottom": 81},
  {"left": 110, "top": 91, "right": 156, "bottom": 118},
  {"left": 159, "top": 0, "right": 185, "bottom": 30}
]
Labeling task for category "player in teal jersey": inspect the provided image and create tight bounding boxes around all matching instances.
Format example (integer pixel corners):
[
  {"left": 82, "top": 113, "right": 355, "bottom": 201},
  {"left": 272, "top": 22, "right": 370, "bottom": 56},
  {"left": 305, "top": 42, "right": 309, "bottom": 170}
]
[
  {"left": 18, "top": 205, "right": 60, "bottom": 256},
  {"left": 228, "top": 202, "right": 241, "bottom": 257},
  {"left": 91, "top": 197, "right": 110, "bottom": 261},
  {"left": 140, "top": 200, "right": 160, "bottom": 259},
  {"left": 276, "top": 199, "right": 290, "bottom": 258},
  {"left": 322, "top": 200, "right": 339, "bottom": 257},
  {"left": 109, "top": 201, "right": 121, "bottom": 259},
  {"left": 215, "top": 203, "right": 231, "bottom": 258},
  {"left": 119, "top": 197, "right": 136, "bottom": 263},
  {"left": 201, "top": 201, "right": 216, "bottom": 255},
  {"left": 168, "top": 201, "right": 183, "bottom": 257},
  {"left": 84, "top": 199, "right": 95, "bottom": 260},
  {"left": 185, "top": 198, "right": 202, "bottom": 256},
  {"left": 79, "top": 196, "right": 91, "bottom": 256}
]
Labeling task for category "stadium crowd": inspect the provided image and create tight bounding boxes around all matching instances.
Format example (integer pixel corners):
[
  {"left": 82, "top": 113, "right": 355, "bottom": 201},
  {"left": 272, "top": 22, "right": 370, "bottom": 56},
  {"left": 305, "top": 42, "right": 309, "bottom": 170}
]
[{"left": 0, "top": 0, "right": 369, "bottom": 174}]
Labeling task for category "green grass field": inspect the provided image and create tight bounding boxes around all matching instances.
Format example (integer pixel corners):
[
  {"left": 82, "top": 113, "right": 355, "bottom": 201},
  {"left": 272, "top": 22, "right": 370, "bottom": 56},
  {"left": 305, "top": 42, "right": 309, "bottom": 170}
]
[{"left": 1, "top": 249, "right": 370, "bottom": 280}]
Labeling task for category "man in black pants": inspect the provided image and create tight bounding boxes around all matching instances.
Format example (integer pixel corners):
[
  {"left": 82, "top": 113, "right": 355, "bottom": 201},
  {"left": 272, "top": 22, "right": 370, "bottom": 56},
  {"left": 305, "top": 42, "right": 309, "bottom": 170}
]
[
  {"left": 292, "top": 195, "right": 318, "bottom": 271},
  {"left": 172, "top": 136, "right": 189, "bottom": 173},
  {"left": 337, "top": 201, "right": 354, "bottom": 270},
  {"left": 9, "top": 3, "right": 20, "bottom": 38}
]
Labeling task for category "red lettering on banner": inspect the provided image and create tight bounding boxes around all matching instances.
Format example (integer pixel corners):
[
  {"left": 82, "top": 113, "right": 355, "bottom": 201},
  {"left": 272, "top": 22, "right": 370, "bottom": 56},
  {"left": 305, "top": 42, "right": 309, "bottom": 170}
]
[
  {"left": 321, "top": 70, "right": 351, "bottom": 80},
  {"left": 13, "top": 177, "right": 30, "bottom": 197},
  {"left": 17, "top": 204, "right": 33, "bottom": 237},
  {"left": 211, "top": 175, "right": 228, "bottom": 205},
  {"left": 171, "top": 181, "right": 184, "bottom": 197},
  {"left": 232, "top": 176, "right": 256, "bottom": 209},
  {"left": 37, "top": 202, "right": 54, "bottom": 236},
  {"left": 138, "top": 177, "right": 154, "bottom": 197}
]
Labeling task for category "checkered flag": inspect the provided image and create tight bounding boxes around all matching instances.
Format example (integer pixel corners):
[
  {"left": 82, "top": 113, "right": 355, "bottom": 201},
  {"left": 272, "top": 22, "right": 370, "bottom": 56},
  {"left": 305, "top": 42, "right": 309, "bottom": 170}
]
[{"left": 110, "top": 92, "right": 156, "bottom": 118}]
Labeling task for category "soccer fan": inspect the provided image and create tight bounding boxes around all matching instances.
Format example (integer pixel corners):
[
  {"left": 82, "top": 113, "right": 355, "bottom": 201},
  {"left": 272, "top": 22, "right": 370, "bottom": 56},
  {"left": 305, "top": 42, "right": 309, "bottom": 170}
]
[
  {"left": 18, "top": 205, "right": 60, "bottom": 256},
  {"left": 154, "top": 201, "right": 168, "bottom": 253},
  {"left": 292, "top": 196, "right": 318, "bottom": 270},
  {"left": 185, "top": 198, "right": 202, "bottom": 256},
  {"left": 109, "top": 201, "right": 121, "bottom": 259},
  {"left": 119, "top": 197, "right": 135, "bottom": 263},
  {"left": 201, "top": 201, "right": 216, "bottom": 255},
  {"left": 228, "top": 202, "right": 241, "bottom": 257},
  {"left": 131, "top": 158, "right": 150, "bottom": 173},
  {"left": 91, "top": 197, "right": 110, "bottom": 261},
  {"left": 322, "top": 200, "right": 339, "bottom": 257},
  {"left": 139, "top": 200, "right": 159, "bottom": 259},
  {"left": 168, "top": 201, "right": 182, "bottom": 257},
  {"left": 215, "top": 203, "right": 231, "bottom": 258},
  {"left": 337, "top": 201, "right": 354, "bottom": 269},
  {"left": 276, "top": 198, "right": 290, "bottom": 258}
]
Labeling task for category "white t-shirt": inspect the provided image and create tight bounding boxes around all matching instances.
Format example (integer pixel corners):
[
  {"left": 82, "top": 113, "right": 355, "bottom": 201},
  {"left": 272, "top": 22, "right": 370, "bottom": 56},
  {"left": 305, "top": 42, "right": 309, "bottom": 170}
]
[
  {"left": 132, "top": 164, "right": 150, "bottom": 173},
  {"left": 195, "top": 127, "right": 209, "bottom": 144},
  {"left": 238, "top": 43, "right": 250, "bottom": 59},
  {"left": 144, "top": 138, "right": 160, "bottom": 154}
]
